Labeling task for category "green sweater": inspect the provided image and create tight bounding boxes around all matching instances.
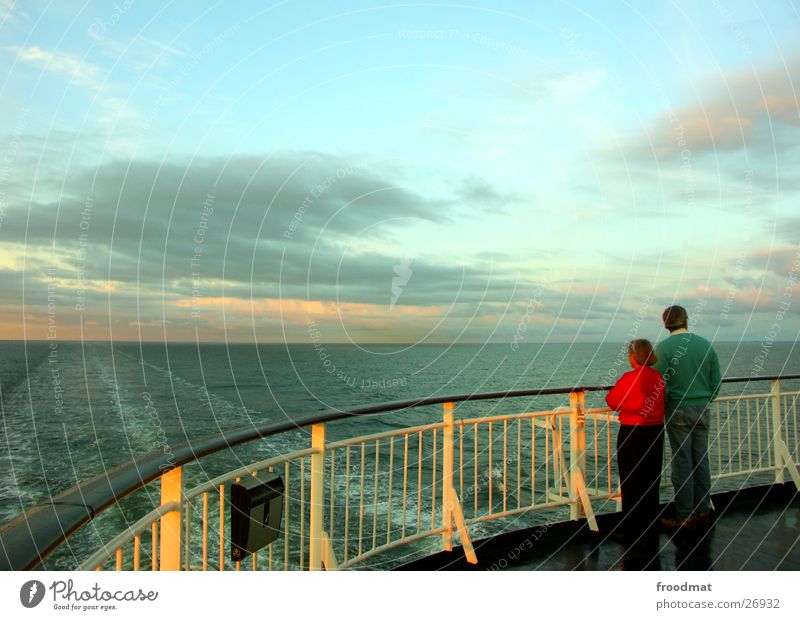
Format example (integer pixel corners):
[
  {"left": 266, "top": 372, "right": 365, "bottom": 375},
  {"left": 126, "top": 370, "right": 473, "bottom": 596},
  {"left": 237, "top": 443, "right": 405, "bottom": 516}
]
[{"left": 652, "top": 331, "right": 722, "bottom": 410}]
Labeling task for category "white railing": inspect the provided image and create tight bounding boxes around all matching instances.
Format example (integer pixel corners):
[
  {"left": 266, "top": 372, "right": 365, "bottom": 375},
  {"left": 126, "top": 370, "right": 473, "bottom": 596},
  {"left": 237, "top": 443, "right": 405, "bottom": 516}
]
[{"left": 79, "top": 379, "right": 800, "bottom": 571}]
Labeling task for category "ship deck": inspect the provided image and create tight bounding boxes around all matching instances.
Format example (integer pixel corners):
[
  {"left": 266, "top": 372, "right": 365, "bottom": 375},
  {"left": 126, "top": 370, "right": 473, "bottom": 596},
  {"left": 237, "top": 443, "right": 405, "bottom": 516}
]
[{"left": 398, "top": 483, "right": 800, "bottom": 571}]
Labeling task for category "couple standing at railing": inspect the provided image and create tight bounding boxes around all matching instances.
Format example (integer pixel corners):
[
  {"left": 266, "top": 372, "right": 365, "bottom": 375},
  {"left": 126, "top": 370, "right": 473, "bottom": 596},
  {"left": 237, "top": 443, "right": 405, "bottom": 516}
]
[{"left": 605, "top": 305, "right": 722, "bottom": 543}]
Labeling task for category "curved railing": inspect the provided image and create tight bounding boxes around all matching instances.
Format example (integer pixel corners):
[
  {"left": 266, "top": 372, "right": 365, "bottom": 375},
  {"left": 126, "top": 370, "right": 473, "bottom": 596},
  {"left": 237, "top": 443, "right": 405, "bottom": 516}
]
[{"left": 2, "top": 375, "right": 799, "bottom": 571}]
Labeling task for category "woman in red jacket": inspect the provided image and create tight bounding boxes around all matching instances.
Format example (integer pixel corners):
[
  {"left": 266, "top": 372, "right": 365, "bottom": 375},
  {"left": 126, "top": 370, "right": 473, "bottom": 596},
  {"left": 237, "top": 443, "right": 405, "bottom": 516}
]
[{"left": 606, "top": 339, "right": 665, "bottom": 542}]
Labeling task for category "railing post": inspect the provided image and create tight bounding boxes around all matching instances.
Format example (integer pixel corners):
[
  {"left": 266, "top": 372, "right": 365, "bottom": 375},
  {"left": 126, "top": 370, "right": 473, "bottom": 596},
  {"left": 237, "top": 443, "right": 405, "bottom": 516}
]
[
  {"left": 771, "top": 379, "right": 784, "bottom": 484},
  {"left": 442, "top": 402, "right": 454, "bottom": 551},
  {"left": 550, "top": 415, "right": 561, "bottom": 499},
  {"left": 569, "top": 390, "right": 587, "bottom": 521},
  {"left": 309, "top": 422, "right": 326, "bottom": 570},
  {"left": 158, "top": 466, "right": 182, "bottom": 571}
]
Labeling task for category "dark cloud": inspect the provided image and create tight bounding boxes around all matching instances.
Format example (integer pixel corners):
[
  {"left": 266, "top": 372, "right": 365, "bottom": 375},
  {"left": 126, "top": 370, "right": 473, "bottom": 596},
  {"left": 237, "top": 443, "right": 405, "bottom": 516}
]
[
  {"left": 455, "top": 175, "right": 515, "bottom": 214},
  {"left": 3, "top": 152, "right": 442, "bottom": 245},
  {"left": 775, "top": 217, "right": 800, "bottom": 245},
  {"left": 0, "top": 152, "right": 532, "bottom": 314},
  {"left": 744, "top": 246, "right": 800, "bottom": 277}
]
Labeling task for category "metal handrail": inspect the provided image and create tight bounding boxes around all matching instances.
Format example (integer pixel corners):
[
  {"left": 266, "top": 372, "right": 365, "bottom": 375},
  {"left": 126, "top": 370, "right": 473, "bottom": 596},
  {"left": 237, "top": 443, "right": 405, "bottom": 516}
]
[
  {"left": 184, "top": 448, "right": 318, "bottom": 501},
  {"left": 2, "top": 373, "right": 798, "bottom": 571},
  {"left": 78, "top": 502, "right": 181, "bottom": 572},
  {"left": 81, "top": 409, "right": 574, "bottom": 570}
]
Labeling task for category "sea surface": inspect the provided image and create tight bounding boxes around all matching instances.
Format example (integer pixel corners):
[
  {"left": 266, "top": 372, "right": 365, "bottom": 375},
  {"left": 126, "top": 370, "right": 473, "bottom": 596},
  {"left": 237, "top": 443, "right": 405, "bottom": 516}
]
[{"left": 1, "top": 340, "right": 798, "bottom": 568}]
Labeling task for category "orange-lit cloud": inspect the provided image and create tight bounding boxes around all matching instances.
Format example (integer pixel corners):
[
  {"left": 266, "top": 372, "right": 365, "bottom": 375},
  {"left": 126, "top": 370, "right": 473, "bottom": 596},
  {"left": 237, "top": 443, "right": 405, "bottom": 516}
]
[
  {"left": 682, "top": 284, "right": 773, "bottom": 312},
  {"left": 746, "top": 246, "right": 800, "bottom": 276},
  {"left": 175, "top": 296, "right": 445, "bottom": 319},
  {"left": 628, "top": 56, "right": 800, "bottom": 157}
]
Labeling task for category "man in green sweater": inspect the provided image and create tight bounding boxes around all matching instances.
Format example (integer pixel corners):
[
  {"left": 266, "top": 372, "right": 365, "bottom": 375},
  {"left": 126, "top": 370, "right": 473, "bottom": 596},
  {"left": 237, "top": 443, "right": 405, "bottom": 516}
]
[{"left": 653, "top": 305, "right": 722, "bottom": 529}]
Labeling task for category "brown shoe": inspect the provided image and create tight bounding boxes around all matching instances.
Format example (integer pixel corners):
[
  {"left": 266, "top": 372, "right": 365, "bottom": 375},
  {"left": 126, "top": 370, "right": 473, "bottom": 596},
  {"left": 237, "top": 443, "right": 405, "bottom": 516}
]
[
  {"left": 660, "top": 517, "right": 691, "bottom": 530},
  {"left": 693, "top": 510, "right": 715, "bottom": 528}
]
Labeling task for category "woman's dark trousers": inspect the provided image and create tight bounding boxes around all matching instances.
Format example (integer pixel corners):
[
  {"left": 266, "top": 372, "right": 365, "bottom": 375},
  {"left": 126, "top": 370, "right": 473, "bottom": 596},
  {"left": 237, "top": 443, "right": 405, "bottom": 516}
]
[{"left": 617, "top": 424, "right": 665, "bottom": 538}]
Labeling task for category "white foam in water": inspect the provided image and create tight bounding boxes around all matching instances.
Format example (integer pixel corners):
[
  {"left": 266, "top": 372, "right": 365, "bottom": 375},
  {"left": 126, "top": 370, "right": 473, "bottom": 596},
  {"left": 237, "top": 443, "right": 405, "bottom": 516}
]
[
  {"left": 0, "top": 359, "right": 60, "bottom": 519},
  {"left": 94, "top": 358, "right": 163, "bottom": 456},
  {"left": 115, "top": 348, "right": 262, "bottom": 424},
  {"left": 3, "top": 342, "right": 798, "bottom": 567}
]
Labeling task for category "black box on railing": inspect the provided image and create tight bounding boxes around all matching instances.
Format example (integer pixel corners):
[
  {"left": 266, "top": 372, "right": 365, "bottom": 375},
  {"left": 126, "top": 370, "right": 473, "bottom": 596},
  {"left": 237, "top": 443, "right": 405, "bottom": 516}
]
[{"left": 230, "top": 472, "right": 284, "bottom": 562}]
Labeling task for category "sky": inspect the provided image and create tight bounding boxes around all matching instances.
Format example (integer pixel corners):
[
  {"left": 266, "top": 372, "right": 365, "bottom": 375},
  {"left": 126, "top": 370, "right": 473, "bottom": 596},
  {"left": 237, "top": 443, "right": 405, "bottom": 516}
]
[{"left": 0, "top": 0, "right": 799, "bottom": 344}]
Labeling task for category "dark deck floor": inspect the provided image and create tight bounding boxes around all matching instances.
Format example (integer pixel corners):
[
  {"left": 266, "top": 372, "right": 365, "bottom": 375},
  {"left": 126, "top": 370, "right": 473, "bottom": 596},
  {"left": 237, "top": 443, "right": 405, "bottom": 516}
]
[{"left": 398, "top": 483, "right": 800, "bottom": 571}]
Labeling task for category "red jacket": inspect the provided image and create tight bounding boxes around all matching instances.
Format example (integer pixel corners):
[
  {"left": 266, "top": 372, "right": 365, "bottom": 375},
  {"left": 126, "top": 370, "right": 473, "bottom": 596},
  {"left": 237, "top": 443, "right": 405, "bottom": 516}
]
[{"left": 605, "top": 365, "right": 665, "bottom": 426}]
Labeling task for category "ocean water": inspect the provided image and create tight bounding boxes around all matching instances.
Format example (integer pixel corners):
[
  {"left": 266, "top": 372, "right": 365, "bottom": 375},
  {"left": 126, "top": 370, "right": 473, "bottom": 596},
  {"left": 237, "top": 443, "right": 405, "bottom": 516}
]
[{"left": 1, "top": 340, "right": 798, "bottom": 568}]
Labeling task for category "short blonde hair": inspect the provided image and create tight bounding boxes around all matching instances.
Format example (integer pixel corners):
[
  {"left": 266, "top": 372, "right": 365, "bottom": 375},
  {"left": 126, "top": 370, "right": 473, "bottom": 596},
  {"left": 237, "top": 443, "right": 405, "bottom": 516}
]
[{"left": 628, "top": 339, "right": 657, "bottom": 366}]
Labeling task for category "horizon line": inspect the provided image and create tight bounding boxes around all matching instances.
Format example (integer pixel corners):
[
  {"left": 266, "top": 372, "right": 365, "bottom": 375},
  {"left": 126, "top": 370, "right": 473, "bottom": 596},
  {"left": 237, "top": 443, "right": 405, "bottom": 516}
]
[{"left": 1, "top": 338, "right": 795, "bottom": 345}]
